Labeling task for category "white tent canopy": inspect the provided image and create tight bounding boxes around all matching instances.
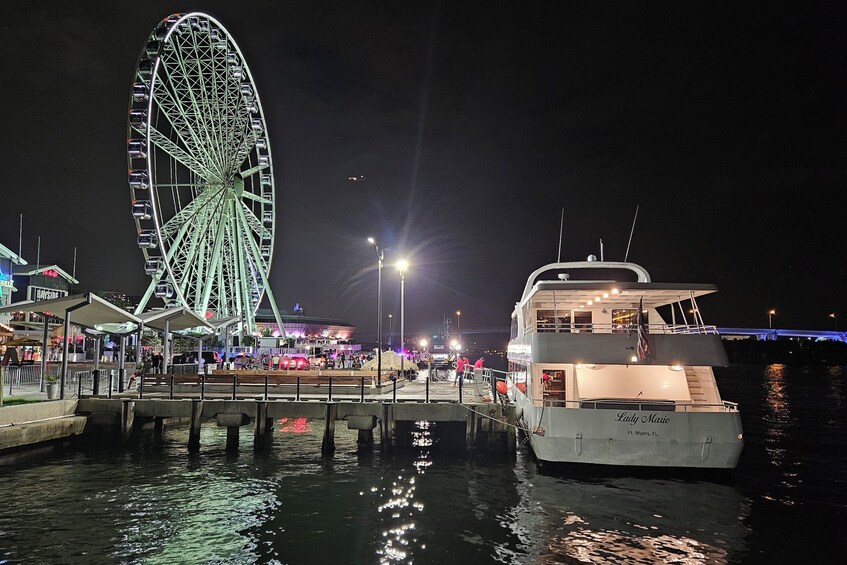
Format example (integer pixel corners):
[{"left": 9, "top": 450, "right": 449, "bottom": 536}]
[
  {"left": 360, "top": 350, "right": 414, "bottom": 372},
  {"left": 138, "top": 307, "right": 213, "bottom": 333}
]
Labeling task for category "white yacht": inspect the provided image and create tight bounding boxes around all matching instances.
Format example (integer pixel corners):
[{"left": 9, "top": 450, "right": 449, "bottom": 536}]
[{"left": 506, "top": 257, "right": 743, "bottom": 468}]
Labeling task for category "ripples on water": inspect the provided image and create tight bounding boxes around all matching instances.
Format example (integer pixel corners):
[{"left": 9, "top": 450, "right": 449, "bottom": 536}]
[{"left": 0, "top": 364, "right": 845, "bottom": 564}]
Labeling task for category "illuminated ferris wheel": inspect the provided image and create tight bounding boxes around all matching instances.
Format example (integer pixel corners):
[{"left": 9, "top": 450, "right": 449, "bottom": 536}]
[{"left": 126, "top": 12, "right": 285, "bottom": 334}]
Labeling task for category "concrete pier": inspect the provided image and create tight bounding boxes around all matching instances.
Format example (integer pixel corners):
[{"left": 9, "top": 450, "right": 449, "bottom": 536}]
[{"left": 1, "top": 394, "right": 517, "bottom": 459}]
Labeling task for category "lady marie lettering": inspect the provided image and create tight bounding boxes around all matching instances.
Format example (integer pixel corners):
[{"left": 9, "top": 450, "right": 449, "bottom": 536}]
[{"left": 615, "top": 412, "right": 671, "bottom": 426}]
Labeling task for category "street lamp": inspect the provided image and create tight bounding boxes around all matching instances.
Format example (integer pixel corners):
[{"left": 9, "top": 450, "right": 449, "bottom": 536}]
[
  {"left": 456, "top": 310, "right": 461, "bottom": 348},
  {"left": 388, "top": 313, "right": 393, "bottom": 349},
  {"left": 768, "top": 309, "right": 776, "bottom": 329},
  {"left": 830, "top": 313, "right": 838, "bottom": 331},
  {"left": 397, "top": 259, "right": 408, "bottom": 377},
  {"left": 368, "top": 237, "right": 384, "bottom": 385}
]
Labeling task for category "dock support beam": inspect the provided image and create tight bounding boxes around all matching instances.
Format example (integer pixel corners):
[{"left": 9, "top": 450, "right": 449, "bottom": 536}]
[
  {"left": 188, "top": 400, "right": 202, "bottom": 452},
  {"left": 380, "top": 404, "right": 394, "bottom": 452},
  {"left": 465, "top": 410, "right": 478, "bottom": 451},
  {"left": 254, "top": 402, "right": 271, "bottom": 451},
  {"left": 121, "top": 399, "right": 135, "bottom": 445},
  {"left": 153, "top": 417, "right": 164, "bottom": 444},
  {"left": 321, "top": 403, "right": 338, "bottom": 455},
  {"left": 226, "top": 426, "right": 239, "bottom": 451}
]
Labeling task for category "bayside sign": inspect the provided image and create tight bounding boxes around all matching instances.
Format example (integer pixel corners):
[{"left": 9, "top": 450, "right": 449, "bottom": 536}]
[{"left": 29, "top": 286, "right": 66, "bottom": 302}]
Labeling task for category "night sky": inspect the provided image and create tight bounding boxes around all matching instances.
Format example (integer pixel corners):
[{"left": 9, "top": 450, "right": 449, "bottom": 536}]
[{"left": 1, "top": 1, "right": 845, "bottom": 340}]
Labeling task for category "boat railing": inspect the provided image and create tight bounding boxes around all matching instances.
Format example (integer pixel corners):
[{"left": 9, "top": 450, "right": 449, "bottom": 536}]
[
  {"left": 540, "top": 398, "right": 740, "bottom": 412},
  {"left": 529, "top": 321, "right": 719, "bottom": 335}
]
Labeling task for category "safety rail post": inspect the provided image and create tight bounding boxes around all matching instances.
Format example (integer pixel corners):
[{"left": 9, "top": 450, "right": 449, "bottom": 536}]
[
  {"left": 169, "top": 375, "right": 175, "bottom": 399},
  {"left": 139, "top": 374, "right": 144, "bottom": 399},
  {"left": 392, "top": 376, "right": 397, "bottom": 403},
  {"left": 108, "top": 371, "right": 113, "bottom": 399},
  {"left": 77, "top": 374, "right": 83, "bottom": 399},
  {"left": 328, "top": 376, "right": 333, "bottom": 402},
  {"left": 458, "top": 376, "right": 463, "bottom": 404},
  {"left": 296, "top": 376, "right": 300, "bottom": 401},
  {"left": 118, "top": 368, "right": 125, "bottom": 393},
  {"left": 425, "top": 374, "right": 430, "bottom": 403},
  {"left": 92, "top": 369, "right": 100, "bottom": 396},
  {"left": 232, "top": 374, "right": 237, "bottom": 400},
  {"left": 264, "top": 373, "right": 268, "bottom": 401},
  {"left": 360, "top": 376, "right": 365, "bottom": 402},
  {"left": 200, "top": 374, "right": 205, "bottom": 400}
]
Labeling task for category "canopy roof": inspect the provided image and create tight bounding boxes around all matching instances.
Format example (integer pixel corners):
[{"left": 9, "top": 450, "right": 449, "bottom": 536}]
[
  {"left": 0, "top": 292, "right": 141, "bottom": 329},
  {"left": 138, "top": 307, "right": 213, "bottom": 332}
]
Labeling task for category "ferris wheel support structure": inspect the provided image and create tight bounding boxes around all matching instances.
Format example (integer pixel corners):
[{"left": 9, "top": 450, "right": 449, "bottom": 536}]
[{"left": 126, "top": 12, "right": 286, "bottom": 339}]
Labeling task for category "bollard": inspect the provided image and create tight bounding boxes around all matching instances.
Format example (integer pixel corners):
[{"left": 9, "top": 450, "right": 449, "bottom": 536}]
[
  {"left": 118, "top": 368, "right": 125, "bottom": 393},
  {"left": 458, "top": 376, "right": 463, "bottom": 404},
  {"left": 264, "top": 373, "right": 269, "bottom": 401},
  {"left": 108, "top": 371, "right": 113, "bottom": 399},
  {"left": 77, "top": 375, "right": 83, "bottom": 399},
  {"left": 328, "top": 376, "right": 333, "bottom": 402},
  {"left": 200, "top": 373, "right": 205, "bottom": 400},
  {"left": 92, "top": 369, "right": 100, "bottom": 396},
  {"left": 169, "top": 375, "right": 174, "bottom": 399},
  {"left": 296, "top": 376, "right": 300, "bottom": 401},
  {"left": 426, "top": 374, "right": 430, "bottom": 403},
  {"left": 392, "top": 376, "right": 397, "bottom": 402},
  {"left": 232, "top": 374, "right": 237, "bottom": 400},
  {"left": 139, "top": 374, "right": 144, "bottom": 399},
  {"left": 360, "top": 377, "right": 365, "bottom": 402}
]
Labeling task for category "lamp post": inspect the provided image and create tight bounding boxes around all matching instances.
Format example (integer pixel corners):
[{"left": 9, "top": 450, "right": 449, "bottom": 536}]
[
  {"left": 388, "top": 313, "right": 393, "bottom": 349},
  {"left": 368, "top": 237, "right": 384, "bottom": 385},
  {"left": 397, "top": 259, "right": 408, "bottom": 377},
  {"left": 830, "top": 313, "right": 838, "bottom": 331},
  {"left": 768, "top": 309, "right": 776, "bottom": 329},
  {"left": 456, "top": 310, "right": 461, "bottom": 348}
]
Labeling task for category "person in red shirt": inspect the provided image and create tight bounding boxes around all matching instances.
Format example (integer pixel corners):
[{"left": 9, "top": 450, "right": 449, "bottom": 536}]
[
  {"left": 454, "top": 356, "right": 466, "bottom": 386},
  {"left": 473, "top": 357, "right": 484, "bottom": 369}
]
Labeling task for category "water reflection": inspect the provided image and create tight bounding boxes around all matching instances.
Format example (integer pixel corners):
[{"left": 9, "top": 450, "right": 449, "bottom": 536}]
[
  {"left": 373, "top": 420, "right": 433, "bottom": 563},
  {"left": 498, "top": 455, "right": 752, "bottom": 564}
]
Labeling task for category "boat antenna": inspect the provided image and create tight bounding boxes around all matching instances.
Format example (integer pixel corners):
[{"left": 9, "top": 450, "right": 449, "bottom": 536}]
[
  {"left": 16, "top": 213, "right": 22, "bottom": 274},
  {"left": 624, "top": 204, "right": 639, "bottom": 262},
  {"left": 600, "top": 238, "right": 604, "bottom": 262},
  {"left": 557, "top": 206, "right": 564, "bottom": 262}
]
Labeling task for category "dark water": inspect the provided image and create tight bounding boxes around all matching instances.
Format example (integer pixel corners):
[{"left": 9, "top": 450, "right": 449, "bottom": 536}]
[{"left": 1, "top": 364, "right": 844, "bottom": 564}]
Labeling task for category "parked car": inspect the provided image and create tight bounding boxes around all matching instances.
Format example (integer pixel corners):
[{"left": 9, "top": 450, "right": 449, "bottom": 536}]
[{"left": 281, "top": 356, "right": 309, "bottom": 370}]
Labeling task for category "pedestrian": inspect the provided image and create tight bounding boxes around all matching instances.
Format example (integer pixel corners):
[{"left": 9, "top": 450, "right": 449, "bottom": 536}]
[{"left": 454, "top": 356, "right": 466, "bottom": 387}]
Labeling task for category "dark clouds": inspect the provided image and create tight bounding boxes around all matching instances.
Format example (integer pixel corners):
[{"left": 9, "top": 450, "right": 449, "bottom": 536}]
[{"left": 1, "top": 1, "right": 844, "bottom": 339}]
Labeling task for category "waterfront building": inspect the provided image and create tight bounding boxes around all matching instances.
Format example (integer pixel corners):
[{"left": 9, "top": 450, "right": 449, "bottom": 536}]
[
  {"left": 7, "top": 265, "right": 78, "bottom": 332},
  {"left": 0, "top": 242, "right": 27, "bottom": 331}
]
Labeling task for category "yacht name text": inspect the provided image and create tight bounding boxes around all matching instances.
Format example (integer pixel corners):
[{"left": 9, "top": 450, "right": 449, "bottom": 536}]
[{"left": 615, "top": 412, "right": 671, "bottom": 426}]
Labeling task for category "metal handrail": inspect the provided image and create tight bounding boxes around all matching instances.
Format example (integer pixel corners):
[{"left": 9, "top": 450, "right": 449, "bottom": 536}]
[
  {"left": 526, "top": 322, "right": 719, "bottom": 335},
  {"left": 539, "top": 398, "right": 739, "bottom": 412}
]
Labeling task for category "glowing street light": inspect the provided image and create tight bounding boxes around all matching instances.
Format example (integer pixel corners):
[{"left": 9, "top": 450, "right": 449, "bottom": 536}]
[
  {"left": 830, "top": 313, "right": 838, "bottom": 331},
  {"left": 397, "top": 259, "right": 409, "bottom": 377},
  {"left": 368, "top": 237, "right": 384, "bottom": 385},
  {"left": 388, "top": 313, "right": 393, "bottom": 348},
  {"left": 456, "top": 310, "right": 461, "bottom": 348},
  {"left": 768, "top": 309, "right": 776, "bottom": 329}
]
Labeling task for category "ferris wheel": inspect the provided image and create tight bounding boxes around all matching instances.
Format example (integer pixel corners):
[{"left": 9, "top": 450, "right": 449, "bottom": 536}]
[{"left": 126, "top": 12, "right": 286, "bottom": 335}]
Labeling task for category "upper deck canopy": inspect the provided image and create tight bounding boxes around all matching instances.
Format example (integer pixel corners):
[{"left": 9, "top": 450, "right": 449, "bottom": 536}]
[{"left": 520, "top": 261, "right": 718, "bottom": 310}]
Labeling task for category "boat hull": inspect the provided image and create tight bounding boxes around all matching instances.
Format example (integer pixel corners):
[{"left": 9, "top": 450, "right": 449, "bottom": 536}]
[{"left": 516, "top": 395, "right": 744, "bottom": 469}]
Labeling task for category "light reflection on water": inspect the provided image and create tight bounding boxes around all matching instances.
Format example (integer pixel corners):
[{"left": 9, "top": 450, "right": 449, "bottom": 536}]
[{"left": 0, "top": 364, "right": 845, "bottom": 563}]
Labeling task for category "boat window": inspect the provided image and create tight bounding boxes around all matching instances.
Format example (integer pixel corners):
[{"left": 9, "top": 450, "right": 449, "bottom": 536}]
[
  {"left": 573, "top": 311, "right": 592, "bottom": 333},
  {"left": 510, "top": 316, "right": 517, "bottom": 340},
  {"left": 612, "top": 308, "right": 638, "bottom": 333},
  {"left": 542, "top": 369, "right": 566, "bottom": 404}
]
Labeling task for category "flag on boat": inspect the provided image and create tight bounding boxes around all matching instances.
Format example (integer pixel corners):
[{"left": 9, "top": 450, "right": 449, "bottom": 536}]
[{"left": 637, "top": 297, "right": 651, "bottom": 361}]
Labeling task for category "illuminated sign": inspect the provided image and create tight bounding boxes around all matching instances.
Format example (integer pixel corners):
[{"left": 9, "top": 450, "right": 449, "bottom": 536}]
[
  {"left": 42, "top": 269, "right": 60, "bottom": 278},
  {"left": 28, "top": 286, "right": 67, "bottom": 302}
]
